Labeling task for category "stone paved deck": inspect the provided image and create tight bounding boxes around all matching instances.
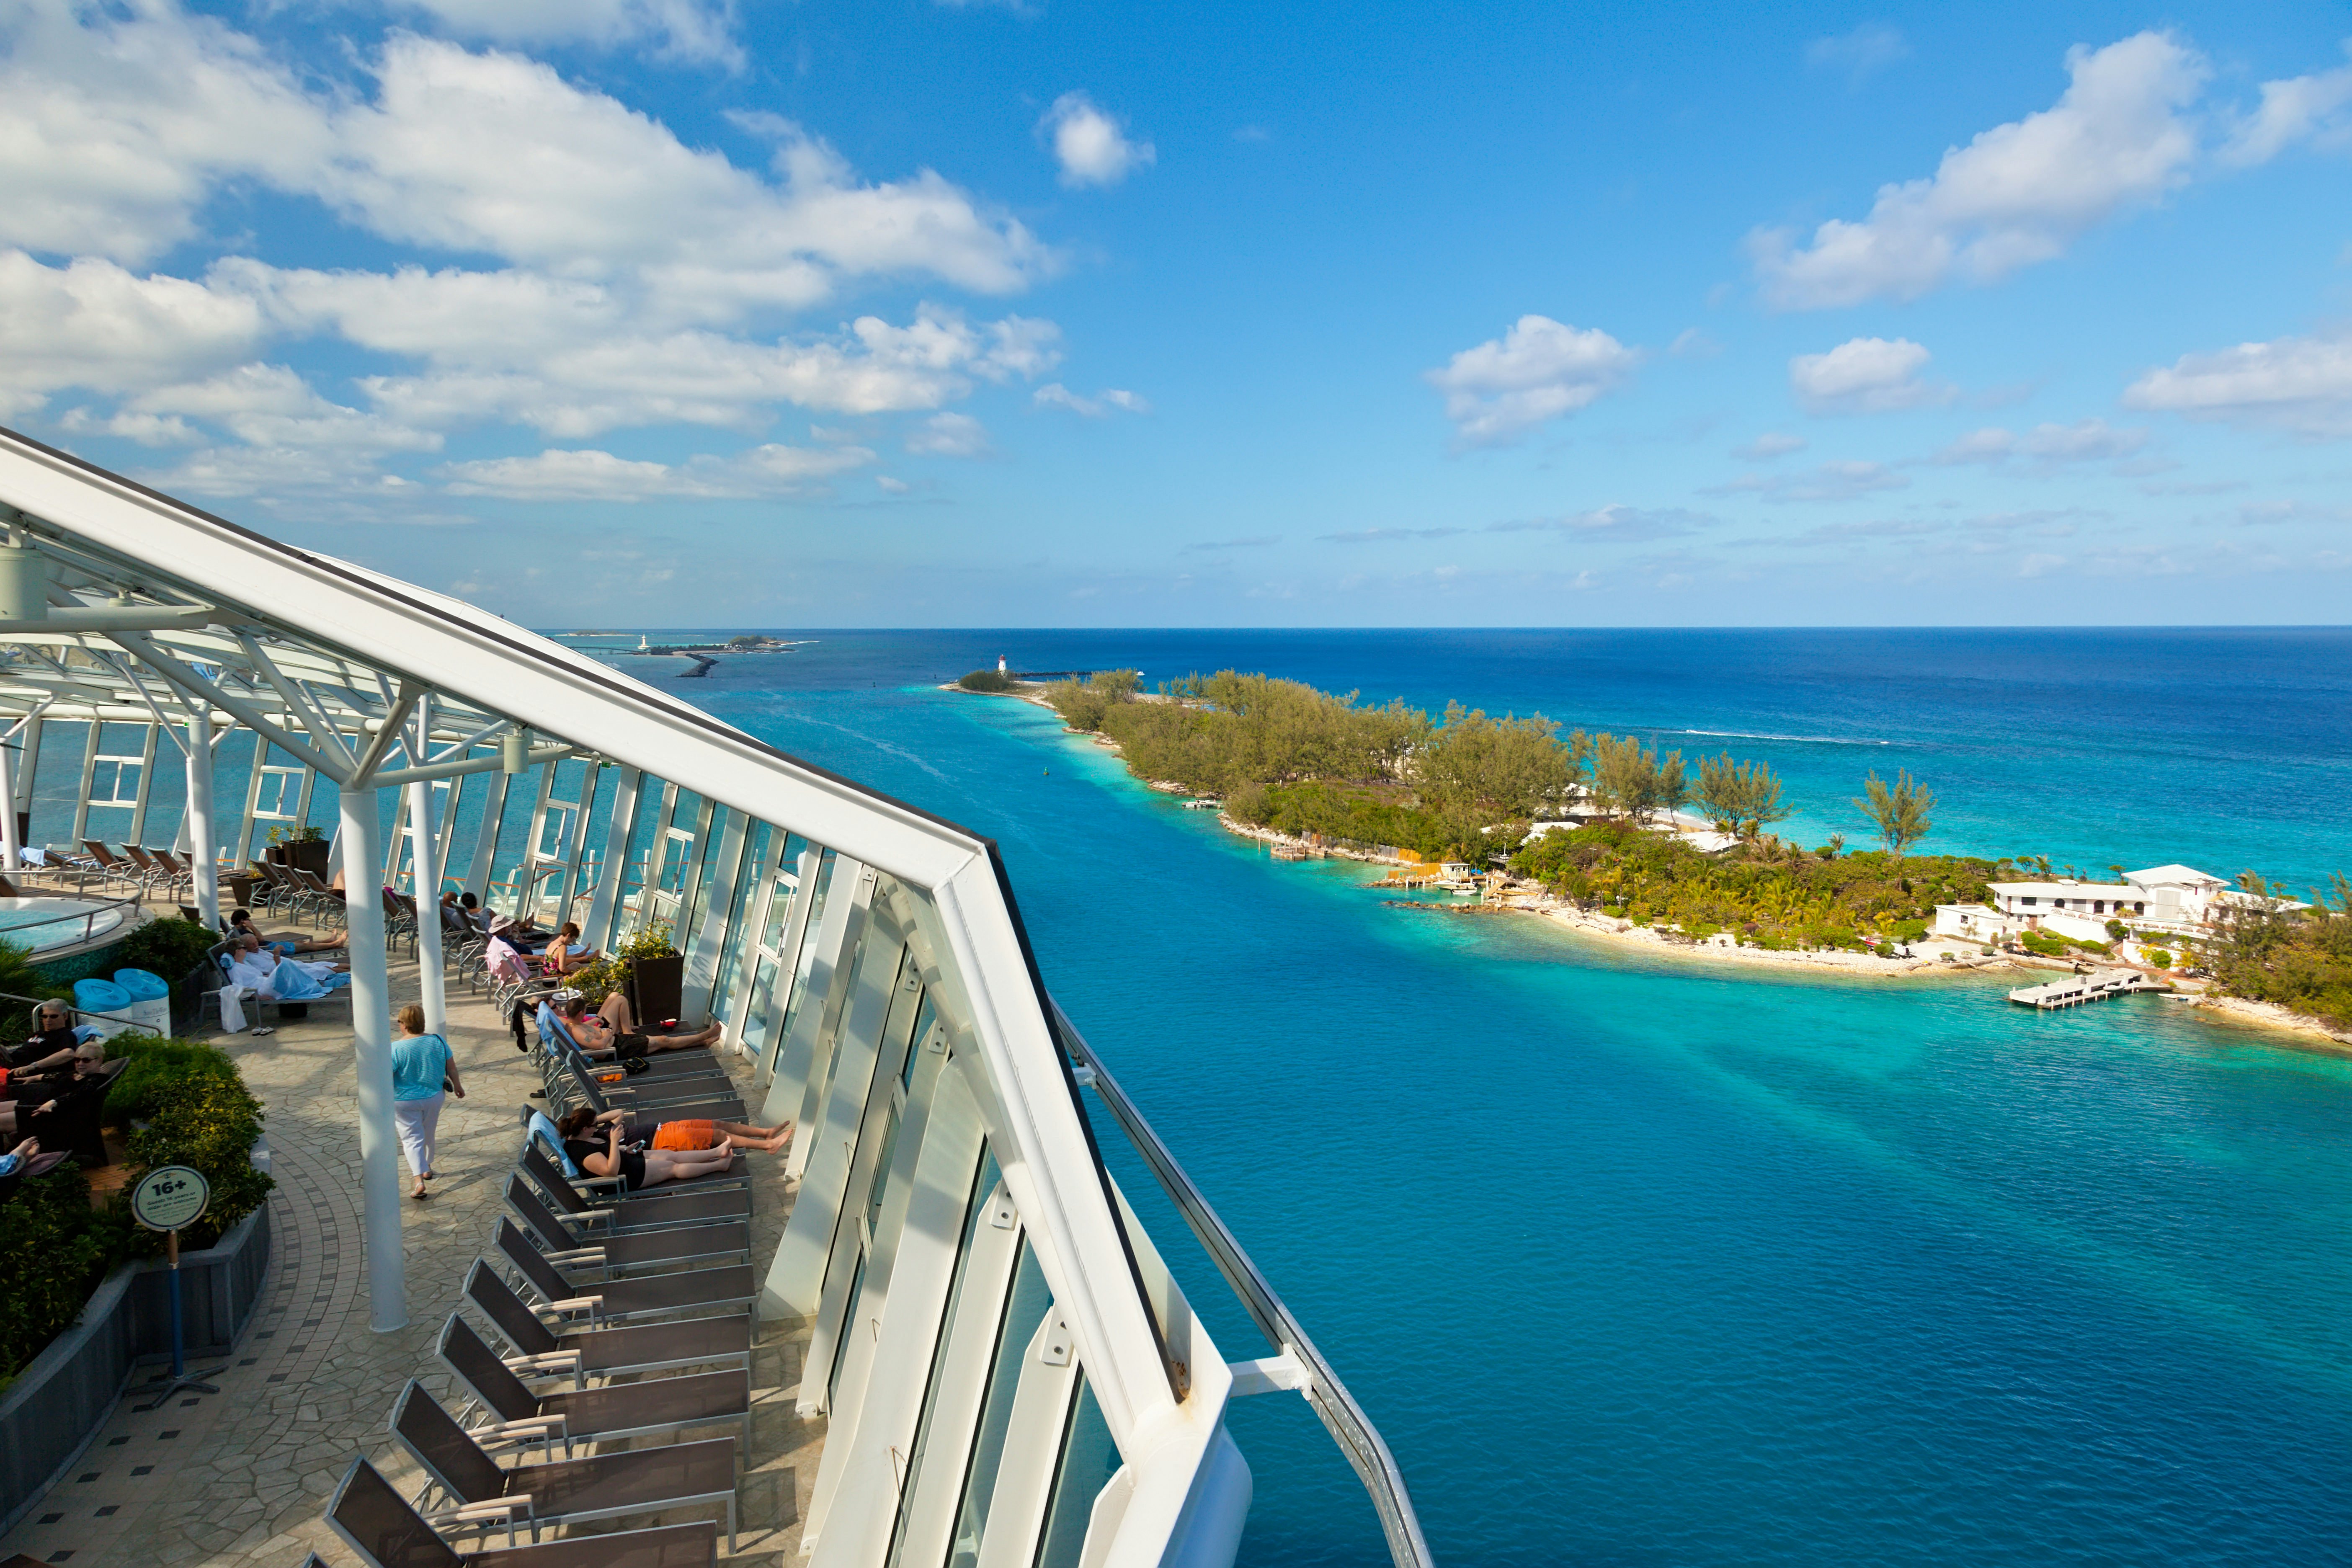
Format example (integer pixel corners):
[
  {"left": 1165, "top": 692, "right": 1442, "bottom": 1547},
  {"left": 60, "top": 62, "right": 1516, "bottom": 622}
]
[{"left": 0, "top": 924, "right": 821, "bottom": 1568}]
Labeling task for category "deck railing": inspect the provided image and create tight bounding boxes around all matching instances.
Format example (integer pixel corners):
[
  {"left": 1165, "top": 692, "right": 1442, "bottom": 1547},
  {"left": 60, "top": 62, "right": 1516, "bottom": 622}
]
[{"left": 1049, "top": 999, "right": 1436, "bottom": 1568}]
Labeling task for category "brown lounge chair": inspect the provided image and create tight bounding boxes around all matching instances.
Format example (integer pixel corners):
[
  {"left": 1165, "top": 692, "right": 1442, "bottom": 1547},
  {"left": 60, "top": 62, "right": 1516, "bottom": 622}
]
[
  {"left": 390, "top": 1380, "right": 739, "bottom": 1552},
  {"left": 78, "top": 840, "right": 147, "bottom": 893},
  {"left": 436, "top": 1314, "right": 750, "bottom": 1452},
  {"left": 326, "top": 1455, "right": 714, "bottom": 1568},
  {"left": 504, "top": 1176, "right": 750, "bottom": 1275},
  {"left": 464, "top": 1259, "right": 750, "bottom": 1382},
  {"left": 518, "top": 1140, "right": 750, "bottom": 1235},
  {"left": 495, "top": 1218, "right": 755, "bottom": 1327}
]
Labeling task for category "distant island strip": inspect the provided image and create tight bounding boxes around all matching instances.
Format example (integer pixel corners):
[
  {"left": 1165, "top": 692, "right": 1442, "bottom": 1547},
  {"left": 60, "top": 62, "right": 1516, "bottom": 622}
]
[{"left": 949, "top": 664, "right": 2352, "bottom": 1055}]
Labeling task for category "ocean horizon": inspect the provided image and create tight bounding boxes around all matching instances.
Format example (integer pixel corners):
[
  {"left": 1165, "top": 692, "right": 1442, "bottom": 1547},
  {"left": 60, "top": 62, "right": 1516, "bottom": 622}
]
[{"left": 581, "top": 626, "right": 2352, "bottom": 1567}]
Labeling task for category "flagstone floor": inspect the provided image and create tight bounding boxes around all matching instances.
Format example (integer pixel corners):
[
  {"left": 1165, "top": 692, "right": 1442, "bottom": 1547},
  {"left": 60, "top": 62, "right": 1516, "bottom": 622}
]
[{"left": 0, "top": 928, "right": 819, "bottom": 1568}]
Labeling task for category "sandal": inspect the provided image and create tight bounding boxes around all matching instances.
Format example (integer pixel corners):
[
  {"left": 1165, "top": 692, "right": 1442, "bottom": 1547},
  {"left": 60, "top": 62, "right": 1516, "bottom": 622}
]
[{"left": 249, "top": 1025, "right": 275, "bottom": 1036}]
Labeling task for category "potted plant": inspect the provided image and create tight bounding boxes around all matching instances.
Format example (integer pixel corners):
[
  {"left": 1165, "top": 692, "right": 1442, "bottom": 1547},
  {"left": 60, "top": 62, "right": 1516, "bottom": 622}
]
[{"left": 619, "top": 923, "right": 685, "bottom": 1026}]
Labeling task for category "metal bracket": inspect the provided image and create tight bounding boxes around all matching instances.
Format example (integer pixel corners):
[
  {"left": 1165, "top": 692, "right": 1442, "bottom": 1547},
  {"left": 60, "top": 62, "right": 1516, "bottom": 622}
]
[
  {"left": 1039, "top": 1316, "right": 1073, "bottom": 1367},
  {"left": 1226, "top": 1346, "right": 1312, "bottom": 1398}
]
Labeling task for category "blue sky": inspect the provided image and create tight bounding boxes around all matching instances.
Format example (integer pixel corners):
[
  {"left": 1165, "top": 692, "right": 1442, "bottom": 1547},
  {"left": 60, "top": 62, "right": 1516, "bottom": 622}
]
[{"left": 3, "top": 0, "right": 2349, "bottom": 626}]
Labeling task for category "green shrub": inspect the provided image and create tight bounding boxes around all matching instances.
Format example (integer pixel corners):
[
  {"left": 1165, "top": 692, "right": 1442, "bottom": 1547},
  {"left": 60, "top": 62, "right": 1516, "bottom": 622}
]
[
  {"left": 2148, "top": 949, "right": 2172, "bottom": 969},
  {"left": 957, "top": 668, "right": 1014, "bottom": 693},
  {"left": 2105, "top": 918, "right": 2130, "bottom": 941},
  {"left": 0, "top": 1164, "right": 115, "bottom": 1387},
  {"left": 101, "top": 1032, "right": 240, "bottom": 1123},
  {"left": 117, "top": 916, "right": 220, "bottom": 983},
  {"left": 119, "top": 1069, "right": 272, "bottom": 1256}
]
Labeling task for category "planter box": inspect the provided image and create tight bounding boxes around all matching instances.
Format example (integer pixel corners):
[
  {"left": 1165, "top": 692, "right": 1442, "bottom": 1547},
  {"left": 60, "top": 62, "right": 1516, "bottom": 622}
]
[
  {"left": 627, "top": 952, "right": 685, "bottom": 1027},
  {"left": 0, "top": 1200, "right": 271, "bottom": 1534}
]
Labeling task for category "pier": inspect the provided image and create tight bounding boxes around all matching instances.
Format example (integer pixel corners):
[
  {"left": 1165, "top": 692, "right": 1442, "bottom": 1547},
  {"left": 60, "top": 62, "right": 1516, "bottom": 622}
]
[{"left": 2008, "top": 968, "right": 2171, "bottom": 1009}]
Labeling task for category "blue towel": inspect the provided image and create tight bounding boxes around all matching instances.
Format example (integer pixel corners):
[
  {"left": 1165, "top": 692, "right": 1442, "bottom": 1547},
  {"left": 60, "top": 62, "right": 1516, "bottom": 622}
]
[{"left": 526, "top": 1110, "right": 582, "bottom": 1178}]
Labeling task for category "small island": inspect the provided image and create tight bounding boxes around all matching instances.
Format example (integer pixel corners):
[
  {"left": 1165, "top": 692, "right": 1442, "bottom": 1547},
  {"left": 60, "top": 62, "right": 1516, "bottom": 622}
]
[{"left": 957, "top": 664, "right": 2352, "bottom": 1054}]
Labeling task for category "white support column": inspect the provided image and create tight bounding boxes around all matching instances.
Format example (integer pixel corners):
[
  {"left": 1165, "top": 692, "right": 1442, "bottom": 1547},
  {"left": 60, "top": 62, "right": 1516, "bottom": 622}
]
[
  {"left": 583, "top": 766, "right": 641, "bottom": 950},
  {"left": 407, "top": 696, "right": 447, "bottom": 1036},
  {"left": 184, "top": 706, "right": 218, "bottom": 928},
  {"left": 126, "top": 722, "right": 158, "bottom": 845},
  {"left": 0, "top": 730, "right": 18, "bottom": 871},
  {"left": 70, "top": 719, "right": 99, "bottom": 843},
  {"left": 682, "top": 807, "right": 749, "bottom": 1021},
  {"left": 340, "top": 785, "right": 406, "bottom": 1333}
]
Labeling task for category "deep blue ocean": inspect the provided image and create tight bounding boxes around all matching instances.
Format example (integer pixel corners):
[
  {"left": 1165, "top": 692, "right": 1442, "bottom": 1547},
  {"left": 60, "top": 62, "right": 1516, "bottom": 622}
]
[{"left": 636, "top": 628, "right": 2350, "bottom": 1567}]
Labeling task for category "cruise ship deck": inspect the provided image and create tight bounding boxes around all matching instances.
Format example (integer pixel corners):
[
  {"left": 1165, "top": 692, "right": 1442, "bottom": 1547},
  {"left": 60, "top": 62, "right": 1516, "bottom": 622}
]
[{"left": 0, "top": 426, "right": 1428, "bottom": 1568}]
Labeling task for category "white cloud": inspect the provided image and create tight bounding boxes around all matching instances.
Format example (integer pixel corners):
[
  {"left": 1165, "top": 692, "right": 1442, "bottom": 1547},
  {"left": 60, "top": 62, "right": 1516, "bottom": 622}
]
[
  {"left": 1733, "top": 432, "right": 1807, "bottom": 460},
  {"left": 1708, "top": 460, "right": 1908, "bottom": 503},
  {"left": 0, "top": 250, "right": 268, "bottom": 419},
  {"left": 0, "top": 7, "right": 1075, "bottom": 501},
  {"left": 1930, "top": 418, "right": 2148, "bottom": 467},
  {"left": 2122, "top": 328, "right": 2352, "bottom": 437},
  {"left": 2221, "top": 46, "right": 2352, "bottom": 165},
  {"left": 1485, "top": 505, "right": 1714, "bottom": 542},
  {"left": 1805, "top": 23, "right": 1910, "bottom": 85},
  {"left": 1788, "top": 337, "right": 1947, "bottom": 414},
  {"left": 0, "top": 0, "right": 335, "bottom": 265},
  {"left": 1039, "top": 92, "right": 1155, "bottom": 188},
  {"left": 440, "top": 441, "right": 875, "bottom": 500},
  {"left": 2018, "top": 552, "right": 2068, "bottom": 578},
  {"left": 1425, "top": 315, "right": 1643, "bottom": 446},
  {"left": 1750, "top": 32, "right": 2206, "bottom": 308},
  {"left": 331, "top": 39, "right": 1050, "bottom": 306},
  {"left": 384, "top": 0, "right": 742, "bottom": 66},
  {"left": 905, "top": 412, "right": 990, "bottom": 457},
  {"left": 1034, "top": 383, "right": 1151, "bottom": 417}
]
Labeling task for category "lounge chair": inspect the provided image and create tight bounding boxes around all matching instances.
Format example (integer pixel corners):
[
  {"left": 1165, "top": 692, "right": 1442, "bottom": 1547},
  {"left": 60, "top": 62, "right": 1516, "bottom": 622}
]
[
  {"left": 494, "top": 1218, "right": 755, "bottom": 1326},
  {"left": 551, "top": 1052, "right": 746, "bottom": 1125},
  {"left": 17, "top": 1058, "right": 129, "bottom": 1167},
  {"left": 536, "top": 1002, "right": 719, "bottom": 1078},
  {"left": 122, "top": 845, "right": 188, "bottom": 894},
  {"left": 325, "top": 1455, "right": 716, "bottom": 1568},
  {"left": 79, "top": 841, "right": 148, "bottom": 894},
  {"left": 436, "top": 1314, "right": 750, "bottom": 1451},
  {"left": 290, "top": 867, "right": 346, "bottom": 926},
  {"left": 390, "top": 1380, "right": 739, "bottom": 1552},
  {"left": 462, "top": 1259, "right": 751, "bottom": 1382},
  {"left": 518, "top": 1140, "right": 750, "bottom": 1234},
  {"left": 149, "top": 848, "right": 201, "bottom": 892},
  {"left": 504, "top": 1176, "right": 750, "bottom": 1275}
]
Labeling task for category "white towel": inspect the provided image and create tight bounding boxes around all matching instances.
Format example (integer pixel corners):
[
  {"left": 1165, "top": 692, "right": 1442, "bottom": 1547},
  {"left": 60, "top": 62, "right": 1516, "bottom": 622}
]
[{"left": 219, "top": 985, "right": 248, "bottom": 1034}]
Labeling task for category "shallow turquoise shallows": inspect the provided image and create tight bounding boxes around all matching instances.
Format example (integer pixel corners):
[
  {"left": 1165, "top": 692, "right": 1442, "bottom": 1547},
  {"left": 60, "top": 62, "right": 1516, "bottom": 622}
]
[{"left": 642, "top": 630, "right": 2352, "bottom": 1568}]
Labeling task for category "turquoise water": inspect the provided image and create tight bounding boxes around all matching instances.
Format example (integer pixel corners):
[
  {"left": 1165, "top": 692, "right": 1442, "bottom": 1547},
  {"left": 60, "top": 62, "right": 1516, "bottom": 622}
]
[{"left": 671, "top": 631, "right": 2352, "bottom": 1568}]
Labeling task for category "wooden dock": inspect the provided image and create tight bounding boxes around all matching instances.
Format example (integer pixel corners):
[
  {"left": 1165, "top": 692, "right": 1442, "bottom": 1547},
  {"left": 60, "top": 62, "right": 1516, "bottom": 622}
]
[{"left": 2008, "top": 968, "right": 2170, "bottom": 1009}]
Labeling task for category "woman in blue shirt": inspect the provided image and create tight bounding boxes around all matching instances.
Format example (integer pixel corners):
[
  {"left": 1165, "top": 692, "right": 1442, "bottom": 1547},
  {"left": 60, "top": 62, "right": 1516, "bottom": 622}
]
[{"left": 388, "top": 1003, "right": 463, "bottom": 1200}]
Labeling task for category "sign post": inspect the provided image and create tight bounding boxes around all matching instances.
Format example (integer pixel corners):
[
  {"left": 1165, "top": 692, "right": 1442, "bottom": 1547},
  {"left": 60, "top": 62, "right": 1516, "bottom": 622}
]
[{"left": 130, "top": 1164, "right": 220, "bottom": 1398}]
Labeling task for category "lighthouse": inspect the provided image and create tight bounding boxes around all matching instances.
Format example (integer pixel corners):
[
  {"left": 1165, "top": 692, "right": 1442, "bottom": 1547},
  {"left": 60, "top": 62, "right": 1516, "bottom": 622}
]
[{"left": 997, "top": 655, "right": 1008, "bottom": 674}]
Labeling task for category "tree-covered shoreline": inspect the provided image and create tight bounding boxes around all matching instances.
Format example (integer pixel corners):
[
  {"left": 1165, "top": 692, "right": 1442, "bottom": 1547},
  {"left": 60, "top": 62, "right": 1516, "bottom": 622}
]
[{"left": 1030, "top": 668, "right": 2352, "bottom": 1009}]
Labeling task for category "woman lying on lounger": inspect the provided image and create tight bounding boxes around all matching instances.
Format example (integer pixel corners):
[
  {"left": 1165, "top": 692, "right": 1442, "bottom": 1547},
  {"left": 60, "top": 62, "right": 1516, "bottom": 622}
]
[{"left": 553, "top": 1106, "right": 791, "bottom": 1190}]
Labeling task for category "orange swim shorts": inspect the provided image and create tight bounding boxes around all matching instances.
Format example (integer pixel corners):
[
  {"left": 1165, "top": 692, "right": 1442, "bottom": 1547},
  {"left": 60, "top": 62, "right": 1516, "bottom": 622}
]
[{"left": 651, "top": 1119, "right": 718, "bottom": 1151}]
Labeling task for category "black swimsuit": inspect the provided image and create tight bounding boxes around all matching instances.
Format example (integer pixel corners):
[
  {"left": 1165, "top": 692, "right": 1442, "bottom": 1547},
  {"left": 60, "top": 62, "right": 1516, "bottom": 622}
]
[{"left": 562, "top": 1136, "right": 647, "bottom": 1191}]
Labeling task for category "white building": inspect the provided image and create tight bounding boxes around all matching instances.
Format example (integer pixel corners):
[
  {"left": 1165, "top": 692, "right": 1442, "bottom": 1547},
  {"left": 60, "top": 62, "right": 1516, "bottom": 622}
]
[{"left": 2121, "top": 865, "right": 2230, "bottom": 929}]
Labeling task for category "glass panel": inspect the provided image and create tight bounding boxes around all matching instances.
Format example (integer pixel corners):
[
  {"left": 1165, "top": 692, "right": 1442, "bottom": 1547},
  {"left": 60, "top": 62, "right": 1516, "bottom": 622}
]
[
  {"left": 828, "top": 1249, "right": 869, "bottom": 1408},
  {"left": 740, "top": 956, "right": 778, "bottom": 1055},
  {"left": 887, "top": 1147, "right": 1000, "bottom": 1568},
  {"left": 1034, "top": 1377, "right": 1120, "bottom": 1568},
  {"left": 903, "top": 993, "right": 935, "bottom": 1092},
  {"left": 947, "top": 1239, "right": 1052, "bottom": 1568},
  {"left": 864, "top": 1104, "right": 902, "bottom": 1237}
]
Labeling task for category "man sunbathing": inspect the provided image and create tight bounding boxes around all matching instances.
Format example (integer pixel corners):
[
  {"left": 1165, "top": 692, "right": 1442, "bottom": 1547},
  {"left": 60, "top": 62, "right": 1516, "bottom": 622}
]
[
  {"left": 228, "top": 907, "right": 346, "bottom": 954},
  {"left": 557, "top": 1102, "right": 790, "bottom": 1156},
  {"left": 555, "top": 989, "right": 721, "bottom": 1055}
]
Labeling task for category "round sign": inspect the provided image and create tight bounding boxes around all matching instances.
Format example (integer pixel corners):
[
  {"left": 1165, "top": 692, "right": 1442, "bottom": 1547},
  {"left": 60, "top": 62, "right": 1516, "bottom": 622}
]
[{"left": 130, "top": 1165, "right": 210, "bottom": 1232}]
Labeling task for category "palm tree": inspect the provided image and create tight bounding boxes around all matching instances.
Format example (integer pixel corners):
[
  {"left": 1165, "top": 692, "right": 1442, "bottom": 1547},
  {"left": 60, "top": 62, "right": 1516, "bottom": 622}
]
[{"left": 1854, "top": 770, "right": 1935, "bottom": 865}]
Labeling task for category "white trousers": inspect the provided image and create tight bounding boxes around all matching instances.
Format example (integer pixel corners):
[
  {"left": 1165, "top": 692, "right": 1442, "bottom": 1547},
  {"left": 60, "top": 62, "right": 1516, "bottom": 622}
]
[{"left": 393, "top": 1092, "right": 446, "bottom": 1180}]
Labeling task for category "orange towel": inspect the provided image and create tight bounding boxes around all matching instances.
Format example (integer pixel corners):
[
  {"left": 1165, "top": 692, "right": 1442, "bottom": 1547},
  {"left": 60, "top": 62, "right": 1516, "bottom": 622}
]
[{"left": 651, "top": 1119, "right": 717, "bottom": 1151}]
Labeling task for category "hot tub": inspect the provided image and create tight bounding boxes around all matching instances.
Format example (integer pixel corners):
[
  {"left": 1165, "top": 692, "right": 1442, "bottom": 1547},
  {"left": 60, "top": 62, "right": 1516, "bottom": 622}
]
[{"left": 0, "top": 895, "right": 132, "bottom": 953}]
